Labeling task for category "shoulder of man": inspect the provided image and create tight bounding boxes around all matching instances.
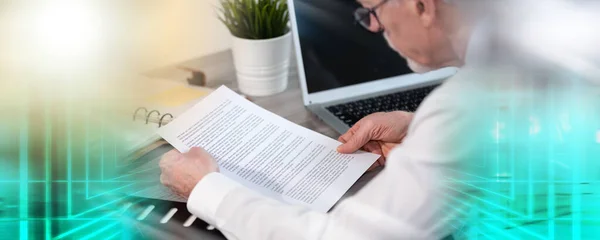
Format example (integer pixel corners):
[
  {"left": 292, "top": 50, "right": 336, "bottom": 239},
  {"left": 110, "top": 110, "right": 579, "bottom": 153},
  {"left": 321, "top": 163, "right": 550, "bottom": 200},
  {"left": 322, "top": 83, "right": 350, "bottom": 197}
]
[{"left": 401, "top": 68, "right": 491, "bottom": 163}]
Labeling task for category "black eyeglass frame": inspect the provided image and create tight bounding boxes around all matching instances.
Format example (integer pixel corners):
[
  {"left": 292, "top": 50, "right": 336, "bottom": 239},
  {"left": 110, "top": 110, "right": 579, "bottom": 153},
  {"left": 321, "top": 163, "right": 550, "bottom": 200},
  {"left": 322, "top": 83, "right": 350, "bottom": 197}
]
[{"left": 353, "top": 0, "right": 392, "bottom": 32}]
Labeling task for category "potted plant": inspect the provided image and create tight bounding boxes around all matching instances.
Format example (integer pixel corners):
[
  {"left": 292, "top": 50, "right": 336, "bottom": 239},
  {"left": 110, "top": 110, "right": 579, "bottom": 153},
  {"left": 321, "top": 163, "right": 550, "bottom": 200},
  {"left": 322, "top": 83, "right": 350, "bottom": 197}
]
[{"left": 218, "top": 0, "right": 291, "bottom": 96}]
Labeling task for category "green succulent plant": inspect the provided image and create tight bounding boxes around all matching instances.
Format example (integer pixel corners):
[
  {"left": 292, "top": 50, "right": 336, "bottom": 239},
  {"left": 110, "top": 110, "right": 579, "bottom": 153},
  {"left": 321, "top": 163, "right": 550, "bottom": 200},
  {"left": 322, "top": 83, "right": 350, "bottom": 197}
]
[{"left": 218, "top": 0, "right": 290, "bottom": 40}]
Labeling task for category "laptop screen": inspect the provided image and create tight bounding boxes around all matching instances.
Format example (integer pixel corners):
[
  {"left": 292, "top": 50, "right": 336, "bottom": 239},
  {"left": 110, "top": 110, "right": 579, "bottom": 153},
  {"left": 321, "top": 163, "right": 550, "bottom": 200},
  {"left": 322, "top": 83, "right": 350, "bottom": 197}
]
[{"left": 293, "top": 0, "right": 414, "bottom": 94}]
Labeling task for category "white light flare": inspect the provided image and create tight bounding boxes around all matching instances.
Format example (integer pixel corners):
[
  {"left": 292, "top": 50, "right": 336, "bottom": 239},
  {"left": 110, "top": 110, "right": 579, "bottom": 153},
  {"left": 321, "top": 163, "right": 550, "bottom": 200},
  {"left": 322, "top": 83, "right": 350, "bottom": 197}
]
[
  {"left": 510, "top": 0, "right": 600, "bottom": 79},
  {"left": 30, "top": 1, "right": 106, "bottom": 69}
]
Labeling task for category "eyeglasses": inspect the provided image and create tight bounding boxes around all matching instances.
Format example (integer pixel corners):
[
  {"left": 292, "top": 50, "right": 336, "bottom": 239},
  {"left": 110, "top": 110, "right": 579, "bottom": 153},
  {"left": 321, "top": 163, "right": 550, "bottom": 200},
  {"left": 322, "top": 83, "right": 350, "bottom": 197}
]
[{"left": 354, "top": 0, "right": 392, "bottom": 32}]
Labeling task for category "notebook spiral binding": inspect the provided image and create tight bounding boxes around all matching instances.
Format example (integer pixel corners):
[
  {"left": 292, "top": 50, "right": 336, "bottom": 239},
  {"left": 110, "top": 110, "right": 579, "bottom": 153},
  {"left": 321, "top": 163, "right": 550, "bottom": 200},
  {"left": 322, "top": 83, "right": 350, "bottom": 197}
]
[{"left": 133, "top": 107, "right": 174, "bottom": 127}]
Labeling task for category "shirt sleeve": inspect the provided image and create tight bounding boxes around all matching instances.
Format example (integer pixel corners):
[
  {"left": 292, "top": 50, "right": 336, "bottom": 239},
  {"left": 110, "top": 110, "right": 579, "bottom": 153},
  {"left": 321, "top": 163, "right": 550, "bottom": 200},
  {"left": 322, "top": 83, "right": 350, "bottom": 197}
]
[
  {"left": 186, "top": 172, "right": 241, "bottom": 226},
  {"left": 186, "top": 81, "right": 479, "bottom": 240}
]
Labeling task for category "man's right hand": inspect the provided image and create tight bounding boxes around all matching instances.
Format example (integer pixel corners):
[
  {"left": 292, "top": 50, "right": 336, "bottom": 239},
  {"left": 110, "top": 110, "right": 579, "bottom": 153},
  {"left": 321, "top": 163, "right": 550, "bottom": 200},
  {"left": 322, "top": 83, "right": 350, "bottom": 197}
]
[{"left": 337, "top": 111, "right": 414, "bottom": 168}]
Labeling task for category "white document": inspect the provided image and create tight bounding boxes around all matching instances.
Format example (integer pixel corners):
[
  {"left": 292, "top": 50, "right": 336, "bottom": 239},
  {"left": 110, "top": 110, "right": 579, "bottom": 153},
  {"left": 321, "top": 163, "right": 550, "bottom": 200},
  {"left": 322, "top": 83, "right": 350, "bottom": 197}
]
[{"left": 158, "top": 86, "right": 379, "bottom": 212}]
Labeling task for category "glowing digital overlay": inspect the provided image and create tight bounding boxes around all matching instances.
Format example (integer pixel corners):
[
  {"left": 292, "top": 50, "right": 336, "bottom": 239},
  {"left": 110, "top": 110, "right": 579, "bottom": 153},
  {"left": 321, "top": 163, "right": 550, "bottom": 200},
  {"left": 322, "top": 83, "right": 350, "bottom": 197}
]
[{"left": 1, "top": 0, "right": 600, "bottom": 239}]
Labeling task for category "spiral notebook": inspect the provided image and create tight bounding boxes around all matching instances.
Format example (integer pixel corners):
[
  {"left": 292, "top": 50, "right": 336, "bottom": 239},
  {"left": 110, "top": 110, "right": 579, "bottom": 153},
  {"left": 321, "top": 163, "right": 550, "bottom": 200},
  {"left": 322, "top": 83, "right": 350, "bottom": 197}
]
[
  {"left": 119, "top": 84, "right": 228, "bottom": 202},
  {"left": 123, "top": 83, "right": 215, "bottom": 159}
]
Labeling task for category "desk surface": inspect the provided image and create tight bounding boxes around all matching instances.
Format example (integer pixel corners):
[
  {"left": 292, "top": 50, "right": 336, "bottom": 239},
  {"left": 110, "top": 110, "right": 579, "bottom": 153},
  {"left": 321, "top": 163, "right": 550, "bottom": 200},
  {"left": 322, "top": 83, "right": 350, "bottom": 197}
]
[{"left": 147, "top": 49, "right": 340, "bottom": 139}]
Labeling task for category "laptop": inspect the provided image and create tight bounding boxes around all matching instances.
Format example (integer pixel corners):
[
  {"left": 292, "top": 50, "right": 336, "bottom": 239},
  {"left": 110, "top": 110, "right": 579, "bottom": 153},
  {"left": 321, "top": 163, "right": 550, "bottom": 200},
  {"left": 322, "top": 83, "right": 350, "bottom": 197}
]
[{"left": 289, "top": 0, "right": 458, "bottom": 134}]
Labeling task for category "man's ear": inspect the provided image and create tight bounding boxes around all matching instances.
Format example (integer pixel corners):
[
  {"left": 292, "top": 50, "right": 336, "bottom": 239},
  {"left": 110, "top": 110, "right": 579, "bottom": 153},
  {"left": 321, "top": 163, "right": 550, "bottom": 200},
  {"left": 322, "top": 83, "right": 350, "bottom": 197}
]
[{"left": 411, "top": 0, "right": 437, "bottom": 28}]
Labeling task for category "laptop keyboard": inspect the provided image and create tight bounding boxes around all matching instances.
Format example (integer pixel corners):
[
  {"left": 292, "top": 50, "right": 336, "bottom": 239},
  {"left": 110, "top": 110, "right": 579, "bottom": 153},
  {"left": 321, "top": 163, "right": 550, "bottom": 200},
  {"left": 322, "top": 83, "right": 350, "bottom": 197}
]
[{"left": 326, "top": 85, "right": 439, "bottom": 127}]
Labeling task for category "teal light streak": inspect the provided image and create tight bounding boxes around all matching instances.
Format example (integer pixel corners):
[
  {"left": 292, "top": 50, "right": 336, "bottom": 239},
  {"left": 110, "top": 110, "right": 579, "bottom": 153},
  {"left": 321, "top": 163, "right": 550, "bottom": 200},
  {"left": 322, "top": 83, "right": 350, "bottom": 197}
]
[
  {"left": 19, "top": 110, "right": 29, "bottom": 240},
  {"left": 7, "top": 216, "right": 600, "bottom": 222},
  {"left": 547, "top": 89, "right": 555, "bottom": 240},
  {"left": 442, "top": 181, "right": 600, "bottom": 183},
  {"left": 53, "top": 211, "right": 120, "bottom": 240},
  {"left": 509, "top": 95, "right": 516, "bottom": 200},
  {"left": 439, "top": 201, "right": 474, "bottom": 236},
  {"left": 45, "top": 107, "right": 52, "bottom": 240},
  {"left": 440, "top": 196, "right": 520, "bottom": 240},
  {"left": 114, "top": 139, "right": 117, "bottom": 166},
  {"left": 108, "top": 165, "right": 159, "bottom": 180},
  {"left": 528, "top": 129, "right": 535, "bottom": 218},
  {"left": 480, "top": 221, "right": 520, "bottom": 240},
  {"left": 71, "top": 187, "right": 145, "bottom": 218},
  {"left": 86, "top": 111, "right": 90, "bottom": 199},
  {"left": 0, "top": 180, "right": 156, "bottom": 183},
  {"left": 447, "top": 168, "right": 493, "bottom": 181},
  {"left": 571, "top": 155, "right": 582, "bottom": 239},
  {"left": 548, "top": 143, "right": 556, "bottom": 239},
  {"left": 495, "top": 109, "right": 501, "bottom": 183},
  {"left": 570, "top": 103, "right": 583, "bottom": 240},
  {"left": 100, "top": 120, "right": 104, "bottom": 181},
  {"left": 67, "top": 105, "right": 72, "bottom": 217},
  {"left": 105, "top": 230, "right": 123, "bottom": 240},
  {"left": 444, "top": 193, "right": 546, "bottom": 239},
  {"left": 479, "top": 230, "right": 498, "bottom": 240},
  {"left": 85, "top": 182, "right": 137, "bottom": 200},
  {"left": 446, "top": 177, "right": 512, "bottom": 200},
  {"left": 444, "top": 184, "right": 528, "bottom": 218},
  {"left": 527, "top": 86, "right": 535, "bottom": 219},
  {"left": 111, "top": 139, "right": 118, "bottom": 180},
  {"left": 79, "top": 221, "right": 120, "bottom": 240},
  {"left": 54, "top": 199, "right": 134, "bottom": 239},
  {"left": 547, "top": 146, "right": 555, "bottom": 240},
  {"left": 1, "top": 218, "right": 121, "bottom": 221}
]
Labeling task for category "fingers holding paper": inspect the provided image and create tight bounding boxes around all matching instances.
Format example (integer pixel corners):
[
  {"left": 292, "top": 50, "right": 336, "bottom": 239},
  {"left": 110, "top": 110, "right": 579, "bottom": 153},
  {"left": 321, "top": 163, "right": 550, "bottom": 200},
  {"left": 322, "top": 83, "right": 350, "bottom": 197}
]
[
  {"left": 337, "top": 111, "right": 413, "bottom": 153},
  {"left": 337, "top": 111, "right": 413, "bottom": 169},
  {"left": 159, "top": 147, "right": 219, "bottom": 198}
]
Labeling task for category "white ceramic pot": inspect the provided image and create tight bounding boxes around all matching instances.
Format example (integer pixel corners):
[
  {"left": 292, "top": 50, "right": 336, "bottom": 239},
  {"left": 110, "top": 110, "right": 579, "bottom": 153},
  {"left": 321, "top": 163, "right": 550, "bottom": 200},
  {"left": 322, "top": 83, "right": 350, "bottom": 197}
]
[{"left": 231, "top": 32, "right": 292, "bottom": 96}]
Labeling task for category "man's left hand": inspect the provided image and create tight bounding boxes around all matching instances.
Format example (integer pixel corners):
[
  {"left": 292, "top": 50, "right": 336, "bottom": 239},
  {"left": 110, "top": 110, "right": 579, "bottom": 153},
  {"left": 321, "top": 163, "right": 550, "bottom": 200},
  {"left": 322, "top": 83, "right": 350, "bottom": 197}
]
[{"left": 159, "top": 147, "right": 219, "bottom": 199}]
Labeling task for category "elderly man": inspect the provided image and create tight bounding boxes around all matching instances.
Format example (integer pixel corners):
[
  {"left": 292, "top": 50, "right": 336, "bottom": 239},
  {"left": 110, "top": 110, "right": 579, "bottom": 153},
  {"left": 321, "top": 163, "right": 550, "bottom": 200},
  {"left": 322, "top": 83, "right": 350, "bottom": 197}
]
[{"left": 160, "top": 0, "right": 487, "bottom": 239}]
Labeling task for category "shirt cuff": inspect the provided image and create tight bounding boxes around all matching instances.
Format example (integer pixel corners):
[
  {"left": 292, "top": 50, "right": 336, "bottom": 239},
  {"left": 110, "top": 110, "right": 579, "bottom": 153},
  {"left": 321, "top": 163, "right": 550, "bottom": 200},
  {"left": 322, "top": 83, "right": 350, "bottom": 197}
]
[{"left": 187, "top": 172, "right": 241, "bottom": 225}]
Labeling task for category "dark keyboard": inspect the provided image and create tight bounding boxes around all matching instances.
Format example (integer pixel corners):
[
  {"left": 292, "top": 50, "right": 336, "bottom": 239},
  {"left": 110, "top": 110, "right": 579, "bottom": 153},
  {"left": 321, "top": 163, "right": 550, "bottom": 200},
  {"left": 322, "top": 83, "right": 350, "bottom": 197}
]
[{"left": 326, "top": 85, "right": 439, "bottom": 127}]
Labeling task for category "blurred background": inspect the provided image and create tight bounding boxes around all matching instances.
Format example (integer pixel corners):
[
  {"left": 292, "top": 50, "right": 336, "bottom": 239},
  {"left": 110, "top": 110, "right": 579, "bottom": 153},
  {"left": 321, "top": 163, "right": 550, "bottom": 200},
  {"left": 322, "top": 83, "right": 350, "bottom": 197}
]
[
  {"left": 0, "top": 1, "right": 234, "bottom": 239},
  {"left": 1, "top": 0, "right": 600, "bottom": 239}
]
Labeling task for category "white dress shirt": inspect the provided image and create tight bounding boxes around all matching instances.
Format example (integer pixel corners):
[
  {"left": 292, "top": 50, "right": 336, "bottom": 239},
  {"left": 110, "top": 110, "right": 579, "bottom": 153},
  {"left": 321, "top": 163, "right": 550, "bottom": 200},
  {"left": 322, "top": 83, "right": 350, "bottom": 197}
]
[{"left": 186, "top": 25, "right": 488, "bottom": 240}]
